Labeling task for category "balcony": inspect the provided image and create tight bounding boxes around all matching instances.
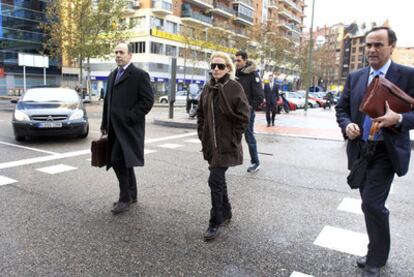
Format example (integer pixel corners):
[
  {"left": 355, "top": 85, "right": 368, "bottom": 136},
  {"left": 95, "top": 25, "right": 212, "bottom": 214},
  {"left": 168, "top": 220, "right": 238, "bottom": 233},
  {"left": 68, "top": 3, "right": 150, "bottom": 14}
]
[
  {"left": 181, "top": 10, "right": 213, "bottom": 26},
  {"left": 279, "top": 0, "right": 302, "bottom": 12},
  {"left": 233, "top": 0, "right": 253, "bottom": 8},
  {"left": 290, "top": 14, "right": 301, "bottom": 24},
  {"left": 152, "top": 0, "right": 173, "bottom": 15},
  {"left": 210, "top": 2, "right": 235, "bottom": 18},
  {"left": 278, "top": 9, "right": 293, "bottom": 20},
  {"left": 184, "top": 0, "right": 214, "bottom": 10},
  {"left": 233, "top": 12, "right": 254, "bottom": 26},
  {"left": 268, "top": 0, "right": 278, "bottom": 9},
  {"left": 234, "top": 28, "right": 249, "bottom": 38}
]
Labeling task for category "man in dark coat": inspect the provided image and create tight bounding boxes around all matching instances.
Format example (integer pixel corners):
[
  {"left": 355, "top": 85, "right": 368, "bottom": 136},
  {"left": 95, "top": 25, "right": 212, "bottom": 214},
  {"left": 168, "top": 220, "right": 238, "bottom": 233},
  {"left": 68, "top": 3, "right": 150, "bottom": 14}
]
[
  {"left": 234, "top": 50, "right": 264, "bottom": 173},
  {"left": 263, "top": 74, "right": 279, "bottom": 127},
  {"left": 336, "top": 27, "right": 414, "bottom": 277},
  {"left": 101, "top": 43, "right": 154, "bottom": 214}
]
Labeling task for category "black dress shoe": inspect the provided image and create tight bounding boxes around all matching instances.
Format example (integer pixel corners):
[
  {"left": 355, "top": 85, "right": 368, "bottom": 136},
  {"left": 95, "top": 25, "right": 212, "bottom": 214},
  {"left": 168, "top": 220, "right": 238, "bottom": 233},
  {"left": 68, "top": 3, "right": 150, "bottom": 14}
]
[
  {"left": 357, "top": 256, "right": 367, "bottom": 268},
  {"left": 362, "top": 265, "right": 380, "bottom": 277},
  {"left": 111, "top": 201, "right": 130, "bottom": 214},
  {"left": 113, "top": 198, "right": 137, "bottom": 207},
  {"left": 203, "top": 226, "right": 220, "bottom": 241},
  {"left": 267, "top": 123, "right": 270, "bottom": 127}
]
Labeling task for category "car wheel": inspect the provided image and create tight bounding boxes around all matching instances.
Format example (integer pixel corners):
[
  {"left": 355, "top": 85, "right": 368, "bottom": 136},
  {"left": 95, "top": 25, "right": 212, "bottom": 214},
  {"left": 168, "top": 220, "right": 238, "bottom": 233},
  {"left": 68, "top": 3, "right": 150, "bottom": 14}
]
[
  {"left": 160, "top": 99, "right": 168, "bottom": 104},
  {"left": 308, "top": 103, "right": 313, "bottom": 108},
  {"left": 15, "top": 135, "right": 25, "bottom": 142},
  {"left": 79, "top": 125, "right": 89, "bottom": 138}
]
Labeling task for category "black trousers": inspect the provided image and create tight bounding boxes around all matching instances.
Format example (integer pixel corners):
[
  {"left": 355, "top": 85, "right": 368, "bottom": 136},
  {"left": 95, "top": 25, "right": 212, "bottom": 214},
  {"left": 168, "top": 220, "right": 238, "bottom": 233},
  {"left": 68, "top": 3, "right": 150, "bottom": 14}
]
[
  {"left": 113, "top": 161, "right": 137, "bottom": 203},
  {"left": 208, "top": 167, "right": 231, "bottom": 227},
  {"left": 359, "top": 143, "right": 394, "bottom": 267},
  {"left": 265, "top": 103, "right": 276, "bottom": 124}
]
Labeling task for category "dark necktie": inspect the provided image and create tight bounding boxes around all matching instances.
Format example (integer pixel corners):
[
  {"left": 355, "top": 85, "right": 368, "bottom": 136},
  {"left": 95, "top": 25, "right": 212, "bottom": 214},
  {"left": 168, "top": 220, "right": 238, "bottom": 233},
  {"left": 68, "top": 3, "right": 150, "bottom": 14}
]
[
  {"left": 115, "top": 67, "right": 124, "bottom": 83},
  {"left": 362, "top": 70, "right": 383, "bottom": 141}
]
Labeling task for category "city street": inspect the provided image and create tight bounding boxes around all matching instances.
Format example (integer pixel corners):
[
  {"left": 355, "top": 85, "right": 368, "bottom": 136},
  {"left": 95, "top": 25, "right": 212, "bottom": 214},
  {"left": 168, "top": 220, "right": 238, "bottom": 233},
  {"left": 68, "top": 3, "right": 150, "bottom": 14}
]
[{"left": 0, "top": 100, "right": 413, "bottom": 277}]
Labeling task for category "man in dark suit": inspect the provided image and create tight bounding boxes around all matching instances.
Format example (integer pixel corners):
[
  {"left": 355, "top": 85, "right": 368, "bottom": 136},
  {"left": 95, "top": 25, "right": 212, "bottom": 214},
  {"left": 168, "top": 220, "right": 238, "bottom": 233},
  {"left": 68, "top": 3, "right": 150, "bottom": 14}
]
[
  {"left": 263, "top": 74, "right": 279, "bottom": 127},
  {"left": 336, "top": 27, "right": 414, "bottom": 277},
  {"left": 100, "top": 43, "right": 154, "bottom": 214}
]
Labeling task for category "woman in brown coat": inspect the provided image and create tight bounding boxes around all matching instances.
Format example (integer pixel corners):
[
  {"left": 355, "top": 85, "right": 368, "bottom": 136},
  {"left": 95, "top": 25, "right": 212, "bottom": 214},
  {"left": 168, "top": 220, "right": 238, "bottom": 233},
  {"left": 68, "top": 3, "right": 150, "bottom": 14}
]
[{"left": 197, "top": 52, "right": 250, "bottom": 241}]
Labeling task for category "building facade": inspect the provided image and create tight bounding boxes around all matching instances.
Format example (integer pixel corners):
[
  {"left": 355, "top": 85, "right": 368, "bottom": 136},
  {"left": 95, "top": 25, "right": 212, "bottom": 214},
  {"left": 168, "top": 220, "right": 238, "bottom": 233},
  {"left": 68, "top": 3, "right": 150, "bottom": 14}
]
[
  {"left": 393, "top": 47, "right": 414, "bottom": 67},
  {"left": 0, "top": 0, "right": 61, "bottom": 96}
]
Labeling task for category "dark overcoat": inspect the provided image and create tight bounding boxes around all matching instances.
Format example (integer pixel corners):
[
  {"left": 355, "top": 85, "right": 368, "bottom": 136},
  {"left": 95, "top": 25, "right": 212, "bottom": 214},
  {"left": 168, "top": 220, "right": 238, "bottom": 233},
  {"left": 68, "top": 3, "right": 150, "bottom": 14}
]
[
  {"left": 264, "top": 82, "right": 279, "bottom": 106},
  {"left": 100, "top": 63, "right": 154, "bottom": 169},
  {"left": 335, "top": 62, "right": 414, "bottom": 176}
]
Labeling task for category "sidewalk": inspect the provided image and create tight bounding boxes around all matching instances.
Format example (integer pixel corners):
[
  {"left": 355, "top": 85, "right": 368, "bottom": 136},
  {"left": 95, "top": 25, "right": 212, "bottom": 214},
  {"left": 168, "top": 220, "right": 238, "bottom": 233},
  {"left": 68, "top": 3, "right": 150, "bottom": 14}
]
[{"left": 154, "top": 108, "right": 344, "bottom": 141}]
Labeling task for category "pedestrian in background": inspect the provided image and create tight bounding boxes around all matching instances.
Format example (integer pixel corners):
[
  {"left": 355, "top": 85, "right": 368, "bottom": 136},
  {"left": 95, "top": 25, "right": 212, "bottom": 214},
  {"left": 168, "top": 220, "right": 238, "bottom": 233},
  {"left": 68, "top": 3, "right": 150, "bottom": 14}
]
[
  {"left": 263, "top": 73, "right": 279, "bottom": 127},
  {"left": 336, "top": 27, "right": 414, "bottom": 277},
  {"left": 197, "top": 52, "right": 249, "bottom": 241},
  {"left": 100, "top": 43, "right": 154, "bottom": 215},
  {"left": 234, "top": 50, "right": 264, "bottom": 173}
]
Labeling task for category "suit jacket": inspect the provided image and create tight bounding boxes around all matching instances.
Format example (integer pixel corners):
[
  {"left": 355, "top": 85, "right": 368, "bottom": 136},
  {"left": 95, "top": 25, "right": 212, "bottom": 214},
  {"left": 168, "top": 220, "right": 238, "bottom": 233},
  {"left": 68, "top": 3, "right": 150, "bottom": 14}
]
[
  {"left": 336, "top": 62, "right": 414, "bottom": 176},
  {"left": 100, "top": 63, "right": 154, "bottom": 169},
  {"left": 264, "top": 82, "right": 279, "bottom": 106}
]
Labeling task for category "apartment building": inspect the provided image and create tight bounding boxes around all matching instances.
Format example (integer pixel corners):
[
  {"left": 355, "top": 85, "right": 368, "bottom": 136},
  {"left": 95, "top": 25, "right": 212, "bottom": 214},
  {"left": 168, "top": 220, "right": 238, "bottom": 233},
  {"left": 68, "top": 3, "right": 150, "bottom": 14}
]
[
  {"left": 87, "top": 0, "right": 305, "bottom": 95},
  {"left": 393, "top": 47, "right": 414, "bottom": 67}
]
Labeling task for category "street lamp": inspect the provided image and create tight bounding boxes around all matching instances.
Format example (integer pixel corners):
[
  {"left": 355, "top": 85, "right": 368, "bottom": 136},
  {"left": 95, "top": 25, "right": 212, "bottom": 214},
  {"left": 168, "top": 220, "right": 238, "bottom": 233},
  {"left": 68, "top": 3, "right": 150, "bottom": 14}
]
[{"left": 304, "top": 0, "right": 315, "bottom": 112}]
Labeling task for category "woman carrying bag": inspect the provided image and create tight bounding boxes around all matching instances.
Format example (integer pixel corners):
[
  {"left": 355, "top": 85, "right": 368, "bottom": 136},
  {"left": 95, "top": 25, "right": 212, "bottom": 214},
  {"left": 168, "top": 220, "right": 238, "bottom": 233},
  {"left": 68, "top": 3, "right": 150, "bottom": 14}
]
[{"left": 197, "top": 52, "right": 250, "bottom": 241}]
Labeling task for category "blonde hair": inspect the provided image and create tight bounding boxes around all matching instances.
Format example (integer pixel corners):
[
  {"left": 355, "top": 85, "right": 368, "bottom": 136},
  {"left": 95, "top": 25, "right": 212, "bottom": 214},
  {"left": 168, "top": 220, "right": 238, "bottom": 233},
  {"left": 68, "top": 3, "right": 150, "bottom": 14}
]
[{"left": 210, "top": 51, "right": 235, "bottom": 80}]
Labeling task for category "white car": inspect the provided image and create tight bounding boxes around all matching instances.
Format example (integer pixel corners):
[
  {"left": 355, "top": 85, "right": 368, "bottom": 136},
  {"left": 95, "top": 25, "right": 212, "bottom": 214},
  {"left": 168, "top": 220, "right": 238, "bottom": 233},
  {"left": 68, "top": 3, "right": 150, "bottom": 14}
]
[
  {"left": 158, "top": 90, "right": 188, "bottom": 104},
  {"left": 284, "top": 92, "right": 306, "bottom": 108}
]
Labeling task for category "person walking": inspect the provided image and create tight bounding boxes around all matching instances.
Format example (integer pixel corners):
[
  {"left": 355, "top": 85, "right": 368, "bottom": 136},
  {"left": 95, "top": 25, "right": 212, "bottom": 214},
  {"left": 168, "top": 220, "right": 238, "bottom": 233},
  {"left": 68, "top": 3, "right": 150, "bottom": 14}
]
[
  {"left": 197, "top": 52, "right": 249, "bottom": 241},
  {"left": 100, "top": 43, "right": 154, "bottom": 215},
  {"left": 336, "top": 27, "right": 414, "bottom": 277},
  {"left": 263, "top": 74, "right": 279, "bottom": 127},
  {"left": 234, "top": 50, "right": 264, "bottom": 173}
]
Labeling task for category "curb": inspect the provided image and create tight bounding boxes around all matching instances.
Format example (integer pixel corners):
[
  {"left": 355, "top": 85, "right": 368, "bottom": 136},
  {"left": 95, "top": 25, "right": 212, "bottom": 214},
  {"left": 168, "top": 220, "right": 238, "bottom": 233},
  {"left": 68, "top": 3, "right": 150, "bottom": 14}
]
[{"left": 153, "top": 117, "right": 196, "bottom": 129}]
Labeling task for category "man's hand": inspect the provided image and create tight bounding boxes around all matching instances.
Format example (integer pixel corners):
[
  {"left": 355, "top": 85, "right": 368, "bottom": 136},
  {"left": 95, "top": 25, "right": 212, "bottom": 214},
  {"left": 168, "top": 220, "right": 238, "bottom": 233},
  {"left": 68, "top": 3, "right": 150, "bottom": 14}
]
[
  {"left": 346, "top": 123, "right": 361, "bottom": 140},
  {"left": 372, "top": 101, "right": 401, "bottom": 128}
]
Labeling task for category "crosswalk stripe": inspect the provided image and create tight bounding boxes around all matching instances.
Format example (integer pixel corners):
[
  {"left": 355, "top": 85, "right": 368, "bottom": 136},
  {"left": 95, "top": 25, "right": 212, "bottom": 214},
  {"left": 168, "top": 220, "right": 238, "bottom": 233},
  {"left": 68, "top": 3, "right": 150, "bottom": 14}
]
[
  {"left": 290, "top": 272, "right": 314, "bottom": 277},
  {"left": 0, "top": 176, "right": 18, "bottom": 186},
  {"left": 36, "top": 164, "right": 77, "bottom": 175},
  {"left": 314, "top": 225, "right": 367, "bottom": 256},
  {"left": 158, "top": 143, "right": 183, "bottom": 149},
  {"left": 184, "top": 139, "right": 200, "bottom": 143},
  {"left": 337, "top": 197, "right": 363, "bottom": 215}
]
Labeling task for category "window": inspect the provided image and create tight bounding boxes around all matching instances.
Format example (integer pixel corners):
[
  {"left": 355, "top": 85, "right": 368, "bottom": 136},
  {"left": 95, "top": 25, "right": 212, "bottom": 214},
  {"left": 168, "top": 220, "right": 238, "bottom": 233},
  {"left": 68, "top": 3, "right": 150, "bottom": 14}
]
[
  {"left": 359, "top": 46, "right": 364, "bottom": 52},
  {"left": 150, "top": 42, "right": 163, "bottom": 54},
  {"left": 165, "top": 21, "right": 178, "bottom": 34},
  {"left": 165, "top": 45, "right": 177, "bottom": 57},
  {"left": 351, "top": 56, "right": 355, "bottom": 62},
  {"left": 129, "top": 16, "right": 145, "bottom": 30},
  {"left": 150, "top": 16, "right": 163, "bottom": 30},
  {"left": 130, "top": 42, "right": 146, "bottom": 53},
  {"left": 352, "top": 47, "right": 356, "bottom": 53},
  {"left": 358, "top": 55, "right": 363, "bottom": 61}
]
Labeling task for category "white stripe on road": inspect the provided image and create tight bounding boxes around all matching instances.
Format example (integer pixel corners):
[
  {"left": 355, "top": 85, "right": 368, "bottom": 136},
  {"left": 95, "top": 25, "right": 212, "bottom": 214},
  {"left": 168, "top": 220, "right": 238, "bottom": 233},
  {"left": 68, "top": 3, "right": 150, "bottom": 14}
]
[
  {"left": 36, "top": 164, "right": 77, "bottom": 174},
  {"left": 0, "top": 149, "right": 90, "bottom": 170},
  {"left": 337, "top": 198, "right": 363, "bottom": 215},
  {"left": 0, "top": 141, "right": 59, "bottom": 155},
  {"left": 314, "top": 225, "right": 368, "bottom": 256},
  {"left": 0, "top": 133, "right": 195, "bottom": 170},
  {"left": 0, "top": 175, "right": 18, "bottom": 186},
  {"left": 184, "top": 139, "right": 200, "bottom": 143},
  {"left": 158, "top": 143, "right": 183, "bottom": 149},
  {"left": 290, "top": 272, "right": 314, "bottom": 277}
]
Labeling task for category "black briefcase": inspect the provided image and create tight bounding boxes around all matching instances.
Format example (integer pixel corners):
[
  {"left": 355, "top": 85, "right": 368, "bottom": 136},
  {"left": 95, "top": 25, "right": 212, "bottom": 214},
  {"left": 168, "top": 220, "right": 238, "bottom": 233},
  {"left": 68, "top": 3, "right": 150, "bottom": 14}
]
[{"left": 91, "top": 137, "right": 107, "bottom": 167}]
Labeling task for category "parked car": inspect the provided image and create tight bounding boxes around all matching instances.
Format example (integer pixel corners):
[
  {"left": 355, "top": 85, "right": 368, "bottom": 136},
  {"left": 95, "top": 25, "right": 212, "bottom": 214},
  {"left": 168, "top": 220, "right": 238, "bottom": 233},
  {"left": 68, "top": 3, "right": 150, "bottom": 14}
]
[
  {"left": 284, "top": 91, "right": 307, "bottom": 109},
  {"left": 11, "top": 87, "right": 89, "bottom": 141},
  {"left": 158, "top": 90, "right": 188, "bottom": 104},
  {"left": 294, "top": 91, "right": 320, "bottom": 108}
]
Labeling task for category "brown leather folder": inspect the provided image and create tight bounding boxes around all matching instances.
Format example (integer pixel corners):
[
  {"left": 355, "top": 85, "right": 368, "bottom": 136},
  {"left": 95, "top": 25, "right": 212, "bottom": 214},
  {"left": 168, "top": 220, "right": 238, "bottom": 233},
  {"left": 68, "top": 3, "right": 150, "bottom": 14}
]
[
  {"left": 360, "top": 76, "right": 414, "bottom": 118},
  {"left": 91, "top": 137, "right": 107, "bottom": 167}
]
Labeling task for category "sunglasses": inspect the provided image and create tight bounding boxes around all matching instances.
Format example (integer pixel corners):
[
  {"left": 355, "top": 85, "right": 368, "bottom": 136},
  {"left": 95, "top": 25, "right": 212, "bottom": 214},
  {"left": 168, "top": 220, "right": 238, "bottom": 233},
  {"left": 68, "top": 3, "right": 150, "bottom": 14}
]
[{"left": 210, "top": 63, "right": 226, "bottom": 70}]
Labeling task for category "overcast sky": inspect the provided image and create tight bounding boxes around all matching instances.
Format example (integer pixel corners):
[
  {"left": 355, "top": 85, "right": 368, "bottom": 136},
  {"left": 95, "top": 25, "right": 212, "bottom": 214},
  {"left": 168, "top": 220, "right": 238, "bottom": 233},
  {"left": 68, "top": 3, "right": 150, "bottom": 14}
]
[{"left": 303, "top": 0, "right": 414, "bottom": 47}]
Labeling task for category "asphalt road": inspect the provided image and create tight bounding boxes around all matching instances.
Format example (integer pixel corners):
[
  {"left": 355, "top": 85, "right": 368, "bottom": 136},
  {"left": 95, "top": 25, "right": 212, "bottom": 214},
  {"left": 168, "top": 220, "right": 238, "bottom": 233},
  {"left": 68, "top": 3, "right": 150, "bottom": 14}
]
[{"left": 0, "top": 101, "right": 413, "bottom": 277}]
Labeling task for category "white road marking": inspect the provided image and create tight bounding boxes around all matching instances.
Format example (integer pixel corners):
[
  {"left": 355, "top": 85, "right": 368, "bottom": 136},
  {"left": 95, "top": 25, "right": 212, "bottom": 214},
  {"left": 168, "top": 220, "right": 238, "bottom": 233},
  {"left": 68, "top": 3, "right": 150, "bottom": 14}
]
[
  {"left": 36, "top": 164, "right": 77, "bottom": 174},
  {"left": 184, "top": 139, "right": 200, "bottom": 143},
  {"left": 0, "top": 133, "right": 196, "bottom": 169},
  {"left": 0, "top": 149, "right": 90, "bottom": 170},
  {"left": 0, "top": 141, "right": 59, "bottom": 155},
  {"left": 314, "top": 225, "right": 368, "bottom": 256},
  {"left": 0, "top": 176, "right": 18, "bottom": 186},
  {"left": 290, "top": 272, "right": 314, "bottom": 277},
  {"left": 144, "top": 149, "right": 157, "bottom": 154},
  {"left": 337, "top": 198, "right": 363, "bottom": 215},
  {"left": 158, "top": 143, "right": 183, "bottom": 149}
]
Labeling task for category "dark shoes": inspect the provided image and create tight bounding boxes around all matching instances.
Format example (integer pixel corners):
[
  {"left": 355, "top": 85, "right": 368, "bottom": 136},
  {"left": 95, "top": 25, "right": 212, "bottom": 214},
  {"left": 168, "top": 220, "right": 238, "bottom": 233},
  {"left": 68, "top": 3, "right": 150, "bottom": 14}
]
[
  {"left": 357, "top": 256, "right": 367, "bottom": 268},
  {"left": 267, "top": 123, "right": 270, "bottom": 127},
  {"left": 271, "top": 121, "right": 275, "bottom": 126},
  {"left": 204, "top": 225, "right": 220, "bottom": 241},
  {"left": 112, "top": 198, "right": 137, "bottom": 207},
  {"left": 111, "top": 201, "right": 130, "bottom": 215},
  {"left": 362, "top": 265, "right": 380, "bottom": 277},
  {"left": 247, "top": 163, "right": 260, "bottom": 173}
]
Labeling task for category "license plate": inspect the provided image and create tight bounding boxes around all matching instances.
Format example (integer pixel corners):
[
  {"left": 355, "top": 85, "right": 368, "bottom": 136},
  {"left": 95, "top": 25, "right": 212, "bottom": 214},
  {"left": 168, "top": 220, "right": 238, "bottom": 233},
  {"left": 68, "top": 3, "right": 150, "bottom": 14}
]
[{"left": 38, "top": 122, "right": 63, "bottom": 128}]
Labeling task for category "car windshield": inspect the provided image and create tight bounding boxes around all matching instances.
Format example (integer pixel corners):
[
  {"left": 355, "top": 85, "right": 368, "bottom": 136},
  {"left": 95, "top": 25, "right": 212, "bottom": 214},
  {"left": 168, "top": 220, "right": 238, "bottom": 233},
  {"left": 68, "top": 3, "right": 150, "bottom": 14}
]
[{"left": 22, "top": 88, "right": 80, "bottom": 103}]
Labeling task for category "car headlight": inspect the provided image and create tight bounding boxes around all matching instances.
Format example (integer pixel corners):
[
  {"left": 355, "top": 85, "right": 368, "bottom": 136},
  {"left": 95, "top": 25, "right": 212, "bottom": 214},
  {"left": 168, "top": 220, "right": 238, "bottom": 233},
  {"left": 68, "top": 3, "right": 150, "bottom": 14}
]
[
  {"left": 69, "top": 110, "right": 84, "bottom": 120},
  {"left": 14, "top": 110, "right": 30, "bottom": 121}
]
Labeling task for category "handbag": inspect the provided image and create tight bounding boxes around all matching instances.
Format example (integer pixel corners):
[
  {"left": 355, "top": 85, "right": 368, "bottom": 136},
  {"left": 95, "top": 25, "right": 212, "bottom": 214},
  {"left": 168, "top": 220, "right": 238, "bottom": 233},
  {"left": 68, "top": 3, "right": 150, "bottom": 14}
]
[
  {"left": 91, "top": 136, "right": 107, "bottom": 167},
  {"left": 359, "top": 76, "right": 414, "bottom": 118}
]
